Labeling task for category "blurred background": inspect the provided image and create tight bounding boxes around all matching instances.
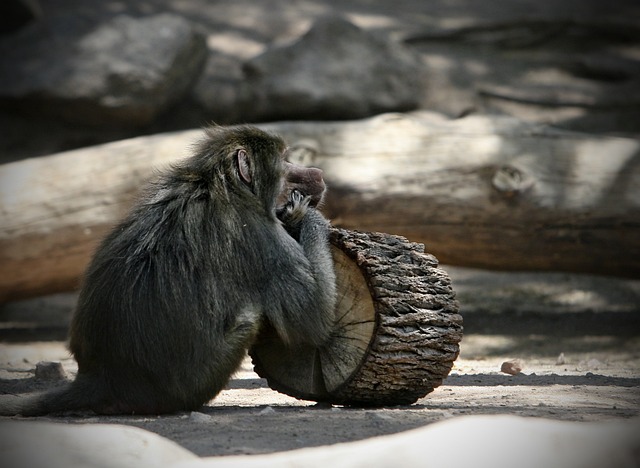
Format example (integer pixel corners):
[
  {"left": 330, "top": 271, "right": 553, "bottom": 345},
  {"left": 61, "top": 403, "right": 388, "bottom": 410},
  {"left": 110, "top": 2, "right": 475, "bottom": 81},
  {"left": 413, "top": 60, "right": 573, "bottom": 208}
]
[{"left": 1, "top": 0, "right": 639, "bottom": 162}]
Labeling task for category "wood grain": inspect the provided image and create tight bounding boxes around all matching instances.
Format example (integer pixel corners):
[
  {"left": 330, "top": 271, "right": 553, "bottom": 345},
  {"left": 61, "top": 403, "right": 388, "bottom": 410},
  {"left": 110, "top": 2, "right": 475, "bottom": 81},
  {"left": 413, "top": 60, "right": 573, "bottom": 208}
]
[{"left": 2, "top": 112, "right": 638, "bottom": 301}]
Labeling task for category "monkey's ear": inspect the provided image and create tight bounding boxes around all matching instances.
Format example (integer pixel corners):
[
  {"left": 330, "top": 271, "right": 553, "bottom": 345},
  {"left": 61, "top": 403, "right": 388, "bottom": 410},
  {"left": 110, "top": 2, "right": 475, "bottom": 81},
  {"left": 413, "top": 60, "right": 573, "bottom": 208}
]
[{"left": 237, "top": 149, "right": 252, "bottom": 184}]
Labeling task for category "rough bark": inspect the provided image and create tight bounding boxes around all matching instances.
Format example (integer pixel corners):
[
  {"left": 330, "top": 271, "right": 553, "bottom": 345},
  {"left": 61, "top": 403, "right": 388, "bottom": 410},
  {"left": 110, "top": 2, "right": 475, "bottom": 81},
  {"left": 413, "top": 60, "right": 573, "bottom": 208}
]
[{"left": 250, "top": 228, "right": 462, "bottom": 406}]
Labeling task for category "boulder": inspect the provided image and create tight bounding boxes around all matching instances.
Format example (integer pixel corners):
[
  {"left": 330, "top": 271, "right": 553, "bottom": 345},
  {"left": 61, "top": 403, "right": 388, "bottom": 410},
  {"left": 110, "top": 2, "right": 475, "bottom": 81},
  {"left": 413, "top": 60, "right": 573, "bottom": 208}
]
[
  {"left": 191, "top": 51, "right": 248, "bottom": 124},
  {"left": 0, "top": 14, "right": 207, "bottom": 127},
  {"left": 1, "top": 416, "right": 639, "bottom": 468},
  {"left": 0, "top": 421, "right": 197, "bottom": 468},
  {"left": 0, "top": 0, "right": 40, "bottom": 35},
  {"left": 241, "top": 16, "right": 424, "bottom": 121}
]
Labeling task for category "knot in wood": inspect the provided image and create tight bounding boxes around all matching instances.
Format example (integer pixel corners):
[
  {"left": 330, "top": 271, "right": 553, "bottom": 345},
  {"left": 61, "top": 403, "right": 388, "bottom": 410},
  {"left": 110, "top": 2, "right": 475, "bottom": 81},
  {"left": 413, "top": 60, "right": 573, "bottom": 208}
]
[
  {"left": 492, "top": 165, "right": 532, "bottom": 198},
  {"left": 287, "top": 139, "right": 320, "bottom": 166}
]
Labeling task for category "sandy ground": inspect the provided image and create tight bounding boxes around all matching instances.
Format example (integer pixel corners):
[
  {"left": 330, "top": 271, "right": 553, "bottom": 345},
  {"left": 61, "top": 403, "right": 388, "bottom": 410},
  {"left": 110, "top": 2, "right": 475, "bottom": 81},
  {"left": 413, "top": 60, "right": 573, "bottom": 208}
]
[
  {"left": 1, "top": 267, "right": 638, "bottom": 457},
  {"left": 1, "top": 338, "right": 639, "bottom": 457}
]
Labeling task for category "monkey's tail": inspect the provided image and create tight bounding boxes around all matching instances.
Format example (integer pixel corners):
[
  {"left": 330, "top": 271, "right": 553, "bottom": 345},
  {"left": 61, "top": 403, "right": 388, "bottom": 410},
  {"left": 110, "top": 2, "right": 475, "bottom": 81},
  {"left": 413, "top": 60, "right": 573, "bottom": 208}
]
[{"left": 0, "top": 376, "right": 104, "bottom": 416}]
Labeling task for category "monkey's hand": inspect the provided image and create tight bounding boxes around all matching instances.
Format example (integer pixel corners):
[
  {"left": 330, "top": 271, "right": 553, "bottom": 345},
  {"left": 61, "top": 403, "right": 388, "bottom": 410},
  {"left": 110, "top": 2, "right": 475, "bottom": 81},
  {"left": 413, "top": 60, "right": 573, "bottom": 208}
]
[{"left": 278, "top": 189, "right": 311, "bottom": 241}]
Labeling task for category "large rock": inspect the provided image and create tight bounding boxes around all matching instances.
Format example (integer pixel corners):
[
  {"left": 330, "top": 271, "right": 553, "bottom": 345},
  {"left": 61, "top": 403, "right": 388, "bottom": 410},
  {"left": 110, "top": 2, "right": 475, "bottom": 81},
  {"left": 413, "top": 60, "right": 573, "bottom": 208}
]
[
  {"left": 0, "top": 14, "right": 207, "bottom": 127},
  {"left": 1, "top": 416, "right": 639, "bottom": 468},
  {"left": 191, "top": 51, "right": 248, "bottom": 124},
  {"left": 0, "top": 421, "right": 197, "bottom": 468},
  {"left": 240, "top": 16, "right": 424, "bottom": 121},
  {"left": 0, "top": 0, "right": 40, "bottom": 35}
]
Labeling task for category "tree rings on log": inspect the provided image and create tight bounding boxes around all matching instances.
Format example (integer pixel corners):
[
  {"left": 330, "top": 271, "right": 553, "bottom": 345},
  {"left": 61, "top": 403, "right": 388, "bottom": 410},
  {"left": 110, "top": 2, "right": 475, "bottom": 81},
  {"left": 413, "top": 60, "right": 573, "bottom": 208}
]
[{"left": 250, "top": 228, "right": 463, "bottom": 406}]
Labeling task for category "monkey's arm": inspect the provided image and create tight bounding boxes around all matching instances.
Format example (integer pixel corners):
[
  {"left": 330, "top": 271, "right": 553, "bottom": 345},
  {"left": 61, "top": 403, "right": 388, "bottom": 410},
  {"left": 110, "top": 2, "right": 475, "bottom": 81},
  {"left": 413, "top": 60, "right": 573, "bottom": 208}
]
[{"left": 270, "top": 192, "right": 337, "bottom": 346}]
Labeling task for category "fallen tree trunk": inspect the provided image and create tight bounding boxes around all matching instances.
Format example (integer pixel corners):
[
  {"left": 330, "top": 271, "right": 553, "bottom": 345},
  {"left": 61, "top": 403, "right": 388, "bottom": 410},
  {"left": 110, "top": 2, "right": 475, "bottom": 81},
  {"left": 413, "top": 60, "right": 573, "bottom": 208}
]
[
  {"left": 272, "top": 113, "right": 640, "bottom": 278},
  {"left": 0, "top": 131, "right": 201, "bottom": 302},
  {"left": 1, "top": 112, "right": 639, "bottom": 302}
]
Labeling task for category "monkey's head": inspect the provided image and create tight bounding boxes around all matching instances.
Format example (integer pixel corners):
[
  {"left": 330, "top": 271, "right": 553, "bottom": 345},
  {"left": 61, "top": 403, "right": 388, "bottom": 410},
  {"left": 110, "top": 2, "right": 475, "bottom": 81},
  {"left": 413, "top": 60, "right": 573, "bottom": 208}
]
[
  {"left": 191, "top": 125, "right": 326, "bottom": 214},
  {"left": 277, "top": 160, "right": 327, "bottom": 209}
]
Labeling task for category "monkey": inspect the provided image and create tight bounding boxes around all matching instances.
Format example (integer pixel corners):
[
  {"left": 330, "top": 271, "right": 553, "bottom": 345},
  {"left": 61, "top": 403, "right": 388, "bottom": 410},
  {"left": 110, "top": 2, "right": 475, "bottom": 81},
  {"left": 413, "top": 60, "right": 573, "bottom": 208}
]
[{"left": 0, "top": 125, "right": 337, "bottom": 416}]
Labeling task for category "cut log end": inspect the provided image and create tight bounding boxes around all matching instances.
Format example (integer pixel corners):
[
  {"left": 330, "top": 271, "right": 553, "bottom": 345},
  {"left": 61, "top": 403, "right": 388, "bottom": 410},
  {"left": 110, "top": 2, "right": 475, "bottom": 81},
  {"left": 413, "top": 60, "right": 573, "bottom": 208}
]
[{"left": 250, "top": 228, "right": 463, "bottom": 406}]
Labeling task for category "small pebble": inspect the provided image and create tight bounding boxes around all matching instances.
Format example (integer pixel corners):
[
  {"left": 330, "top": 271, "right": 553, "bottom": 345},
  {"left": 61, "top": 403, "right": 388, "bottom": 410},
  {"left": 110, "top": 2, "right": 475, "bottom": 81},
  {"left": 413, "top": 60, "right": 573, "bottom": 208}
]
[
  {"left": 189, "top": 411, "right": 213, "bottom": 423},
  {"left": 35, "top": 361, "right": 67, "bottom": 381},
  {"left": 501, "top": 359, "right": 524, "bottom": 375}
]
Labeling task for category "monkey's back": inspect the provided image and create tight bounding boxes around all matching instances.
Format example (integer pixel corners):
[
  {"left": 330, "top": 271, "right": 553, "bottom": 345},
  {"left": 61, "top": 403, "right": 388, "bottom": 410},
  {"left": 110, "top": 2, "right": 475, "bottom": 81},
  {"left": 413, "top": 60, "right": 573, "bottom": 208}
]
[{"left": 68, "top": 187, "right": 265, "bottom": 414}]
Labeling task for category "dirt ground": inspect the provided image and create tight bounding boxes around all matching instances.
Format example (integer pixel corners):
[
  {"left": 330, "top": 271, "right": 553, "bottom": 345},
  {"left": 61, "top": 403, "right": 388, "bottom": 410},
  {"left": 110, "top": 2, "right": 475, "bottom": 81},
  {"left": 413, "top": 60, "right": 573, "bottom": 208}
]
[{"left": 1, "top": 267, "right": 638, "bottom": 457}]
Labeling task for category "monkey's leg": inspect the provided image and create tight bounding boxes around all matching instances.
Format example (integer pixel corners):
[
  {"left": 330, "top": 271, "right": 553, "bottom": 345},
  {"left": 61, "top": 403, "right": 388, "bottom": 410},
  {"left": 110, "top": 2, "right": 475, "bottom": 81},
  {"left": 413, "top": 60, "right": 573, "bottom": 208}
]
[{"left": 250, "top": 228, "right": 463, "bottom": 407}]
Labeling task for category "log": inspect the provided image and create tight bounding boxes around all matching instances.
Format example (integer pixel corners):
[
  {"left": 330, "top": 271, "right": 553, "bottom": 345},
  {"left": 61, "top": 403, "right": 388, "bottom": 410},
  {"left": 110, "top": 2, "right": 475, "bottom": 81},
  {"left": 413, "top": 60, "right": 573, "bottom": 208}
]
[
  {"left": 0, "top": 131, "right": 201, "bottom": 302},
  {"left": 271, "top": 113, "right": 640, "bottom": 278},
  {"left": 250, "top": 228, "right": 463, "bottom": 406},
  {"left": 1, "top": 111, "right": 639, "bottom": 302}
]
